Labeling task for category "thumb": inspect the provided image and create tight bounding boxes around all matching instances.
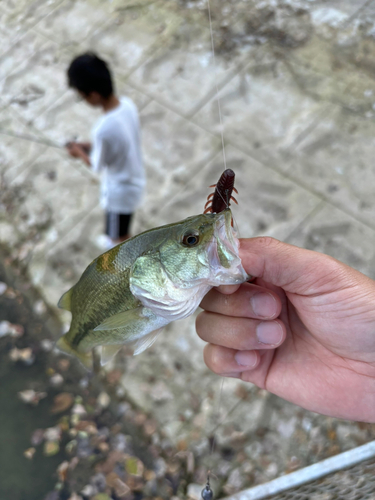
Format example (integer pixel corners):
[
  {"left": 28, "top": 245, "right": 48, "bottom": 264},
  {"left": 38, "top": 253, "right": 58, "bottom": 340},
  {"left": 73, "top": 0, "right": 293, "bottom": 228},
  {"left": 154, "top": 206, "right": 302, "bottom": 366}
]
[{"left": 239, "top": 237, "right": 360, "bottom": 296}]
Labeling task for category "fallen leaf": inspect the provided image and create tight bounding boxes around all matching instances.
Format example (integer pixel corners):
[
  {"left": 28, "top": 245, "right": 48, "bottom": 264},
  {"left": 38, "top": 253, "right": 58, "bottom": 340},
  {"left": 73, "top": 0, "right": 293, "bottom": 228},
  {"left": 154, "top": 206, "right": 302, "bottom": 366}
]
[
  {"left": 44, "top": 441, "right": 60, "bottom": 456},
  {"left": 51, "top": 393, "right": 74, "bottom": 414}
]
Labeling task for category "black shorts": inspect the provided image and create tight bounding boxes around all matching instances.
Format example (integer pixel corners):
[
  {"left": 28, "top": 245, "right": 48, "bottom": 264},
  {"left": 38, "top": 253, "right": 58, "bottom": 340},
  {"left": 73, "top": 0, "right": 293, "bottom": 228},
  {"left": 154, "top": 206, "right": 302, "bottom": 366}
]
[{"left": 105, "top": 212, "right": 132, "bottom": 240}]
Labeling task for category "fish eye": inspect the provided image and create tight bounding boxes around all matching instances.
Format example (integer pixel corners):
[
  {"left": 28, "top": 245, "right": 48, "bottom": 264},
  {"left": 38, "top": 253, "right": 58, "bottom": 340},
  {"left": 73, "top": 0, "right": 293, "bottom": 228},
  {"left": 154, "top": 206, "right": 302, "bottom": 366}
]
[{"left": 182, "top": 232, "right": 200, "bottom": 247}]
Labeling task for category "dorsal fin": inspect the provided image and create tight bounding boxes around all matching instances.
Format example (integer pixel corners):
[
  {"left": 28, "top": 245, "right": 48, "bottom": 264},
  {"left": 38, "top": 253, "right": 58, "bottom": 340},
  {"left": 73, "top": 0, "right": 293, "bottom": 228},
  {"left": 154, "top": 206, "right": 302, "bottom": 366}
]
[{"left": 57, "top": 288, "right": 73, "bottom": 311}]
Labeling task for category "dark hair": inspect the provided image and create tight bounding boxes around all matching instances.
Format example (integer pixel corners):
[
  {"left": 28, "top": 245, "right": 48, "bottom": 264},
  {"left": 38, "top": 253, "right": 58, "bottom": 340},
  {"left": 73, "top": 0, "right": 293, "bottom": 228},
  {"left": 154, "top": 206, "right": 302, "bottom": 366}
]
[{"left": 67, "top": 52, "right": 113, "bottom": 98}]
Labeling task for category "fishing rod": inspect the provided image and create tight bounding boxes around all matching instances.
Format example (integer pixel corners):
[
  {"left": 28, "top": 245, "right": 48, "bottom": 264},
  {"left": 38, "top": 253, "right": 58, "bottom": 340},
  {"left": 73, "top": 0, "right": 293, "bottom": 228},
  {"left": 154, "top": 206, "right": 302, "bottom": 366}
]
[
  {"left": 0, "top": 129, "right": 99, "bottom": 183},
  {"left": 0, "top": 129, "right": 64, "bottom": 149}
]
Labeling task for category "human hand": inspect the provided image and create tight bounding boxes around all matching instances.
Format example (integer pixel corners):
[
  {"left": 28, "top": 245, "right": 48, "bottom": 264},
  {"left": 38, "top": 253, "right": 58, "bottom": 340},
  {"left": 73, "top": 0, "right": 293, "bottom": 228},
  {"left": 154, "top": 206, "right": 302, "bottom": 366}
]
[
  {"left": 78, "top": 142, "right": 91, "bottom": 154},
  {"left": 66, "top": 142, "right": 91, "bottom": 166},
  {"left": 196, "top": 237, "right": 375, "bottom": 422}
]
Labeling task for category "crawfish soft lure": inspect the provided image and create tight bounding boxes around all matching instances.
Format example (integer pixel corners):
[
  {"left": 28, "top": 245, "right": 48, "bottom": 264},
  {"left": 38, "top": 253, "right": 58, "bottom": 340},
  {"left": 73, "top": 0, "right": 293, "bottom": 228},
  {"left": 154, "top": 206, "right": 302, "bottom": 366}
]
[{"left": 204, "top": 168, "right": 238, "bottom": 214}]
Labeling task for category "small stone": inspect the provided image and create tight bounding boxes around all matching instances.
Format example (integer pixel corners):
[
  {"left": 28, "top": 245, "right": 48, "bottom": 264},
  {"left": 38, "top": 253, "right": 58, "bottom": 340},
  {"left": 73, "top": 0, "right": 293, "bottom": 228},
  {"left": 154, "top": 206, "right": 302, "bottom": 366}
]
[
  {"left": 41, "top": 339, "right": 54, "bottom": 351},
  {"left": 111, "top": 433, "right": 132, "bottom": 453},
  {"left": 24, "top": 447, "right": 36, "bottom": 459},
  {"left": 31, "top": 429, "right": 45, "bottom": 446},
  {"left": 58, "top": 358, "right": 70, "bottom": 371},
  {"left": 116, "top": 386, "right": 125, "bottom": 397},
  {"left": 144, "top": 470, "right": 156, "bottom": 481},
  {"left": 97, "top": 442, "right": 109, "bottom": 453},
  {"left": 187, "top": 483, "right": 203, "bottom": 500},
  {"left": 154, "top": 457, "right": 167, "bottom": 478},
  {"left": 50, "top": 373, "right": 64, "bottom": 387},
  {"left": 44, "top": 440, "right": 60, "bottom": 456},
  {"left": 97, "top": 392, "right": 111, "bottom": 409},
  {"left": 19, "top": 347, "right": 35, "bottom": 365},
  {"left": 33, "top": 300, "right": 47, "bottom": 315},
  {"left": 57, "top": 461, "right": 69, "bottom": 481},
  {"left": 10, "top": 347, "right": 34, "bottom": 364},
  {"left": 59, "top": 417, "right": 70, "bottom": 432},
  {"left": 81, "top": 485, "right": 97, "bottom": 497},
  {"left": 150, "top": 381, "right": 173, "bottom": 402},
  {"left": 77, "top": 421, "right": 98, "bottom": 435},
  {"left": 18, "top": 390, "right": 47, "bottom": 405},
  {"left": 45, "top": 427, "right": 62, "bottom": 442},
  {"left": 66, "top": 440, "right": 77, "bottom": 454},
  {"left": 90, "top": 473, "right": 107, "bottom": 493},
  {"left": 77, "top": 436, "right": 92, "bottom": 458},
  {"left": 106, "top": 369, "right": 122, "bottom": 385},
  {"left": 223, "top": 467, "right": 246, "bottom": 494},
  {"left": 44, "top": 492, "right": 60, "bottom": 500},
  {"left": 71, "top": 403, "right": 87, "bottom": 416},
  {"left": 4, "top": 288, "right": 16, "bottom": 299},
  {"left": 117, "top": 402, "right": 131, "bottom": 416},
  {"left": 0, "top": 321, "right": 24, "bottom": 337},
  {"left": 79, "top": 377, "right": 89, "bottom": 389},
  {"left": 68, "top": 494, "right": 83, "bottom": 500}
]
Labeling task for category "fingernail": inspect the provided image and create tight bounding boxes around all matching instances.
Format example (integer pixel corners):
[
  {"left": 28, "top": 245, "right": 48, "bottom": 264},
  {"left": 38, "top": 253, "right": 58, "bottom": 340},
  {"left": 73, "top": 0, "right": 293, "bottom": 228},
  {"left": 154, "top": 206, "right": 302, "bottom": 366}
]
[
  {"left": 235, "top": 351, "right": 258, "bottom": 368},
  {"left": 256, "top": 321, "right": 283, "bottom": 345},
  {"left": 251, "top": 293, "right": 277, "bottom": 318}
]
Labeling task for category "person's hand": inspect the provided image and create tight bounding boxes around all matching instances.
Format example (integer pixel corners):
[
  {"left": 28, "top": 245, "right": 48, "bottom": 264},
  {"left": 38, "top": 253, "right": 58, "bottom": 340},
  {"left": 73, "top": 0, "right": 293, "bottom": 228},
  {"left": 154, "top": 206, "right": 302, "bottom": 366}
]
[
  {"left": 196, "top": 237, "right": 375, "bottom": 422},
  {"left": 66, "top": 142, "right": 91, "bottom": 166},
  {"left": 78, "top": 142, "right": 91, "bottom": 155}
]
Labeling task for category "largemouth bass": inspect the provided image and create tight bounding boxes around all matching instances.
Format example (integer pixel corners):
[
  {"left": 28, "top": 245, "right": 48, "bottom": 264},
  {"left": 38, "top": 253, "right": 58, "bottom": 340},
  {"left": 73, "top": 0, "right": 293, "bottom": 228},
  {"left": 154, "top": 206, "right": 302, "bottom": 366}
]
[{"left": 57, "top": 208, "right": 247, "bottom": 369}]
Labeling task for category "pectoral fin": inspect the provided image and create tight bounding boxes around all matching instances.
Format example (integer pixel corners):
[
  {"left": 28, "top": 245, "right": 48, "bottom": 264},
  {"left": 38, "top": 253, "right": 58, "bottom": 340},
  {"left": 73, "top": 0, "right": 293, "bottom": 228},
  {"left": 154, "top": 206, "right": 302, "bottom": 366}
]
[
  {"left": 100, "top": 328, "right": 163, "bottom": 365},
  {"left": 132, "top": 328, "right": 162, "bottom": 355},
  {"left": 93, "top": 307, "right": 169, "bottom": 358},
  {"left": 100, "top": 345, "right": 122, "bottom": 366},
  {"left": 94, "top": 308, "right": 144, "bottom": 331}
]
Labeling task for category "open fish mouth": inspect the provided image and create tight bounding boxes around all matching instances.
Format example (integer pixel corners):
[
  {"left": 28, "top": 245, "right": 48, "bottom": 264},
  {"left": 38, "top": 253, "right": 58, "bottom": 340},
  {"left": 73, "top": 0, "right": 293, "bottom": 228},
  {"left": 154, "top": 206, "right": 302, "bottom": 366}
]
[
  {"left": 216, "top": 209, "right": 239, "bottom": 254},
  {"left": 206, "top": 209, "right": 248, "bottom": 285}
]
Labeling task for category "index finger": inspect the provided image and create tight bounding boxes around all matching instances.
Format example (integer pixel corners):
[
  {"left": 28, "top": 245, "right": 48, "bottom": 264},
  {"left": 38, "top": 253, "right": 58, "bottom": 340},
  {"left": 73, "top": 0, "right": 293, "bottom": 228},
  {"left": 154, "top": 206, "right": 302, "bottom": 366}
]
[{"left": 238, "top": 237, "right": 355, "bottom": 296}]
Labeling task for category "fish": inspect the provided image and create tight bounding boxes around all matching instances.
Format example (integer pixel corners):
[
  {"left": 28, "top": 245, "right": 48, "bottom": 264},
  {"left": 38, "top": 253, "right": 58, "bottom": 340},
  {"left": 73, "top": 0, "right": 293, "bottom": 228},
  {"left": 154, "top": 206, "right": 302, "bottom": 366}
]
[{"left": 56, "top": 208, "right": 247, "bottom": 369}]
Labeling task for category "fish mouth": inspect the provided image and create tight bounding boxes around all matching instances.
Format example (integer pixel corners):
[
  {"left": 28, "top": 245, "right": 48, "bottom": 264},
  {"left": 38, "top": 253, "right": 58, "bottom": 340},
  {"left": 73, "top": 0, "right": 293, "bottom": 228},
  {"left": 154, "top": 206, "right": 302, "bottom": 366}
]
[
  {"left": 216, "top": 209, "right": 239, "bottom": 256},
  {"left": 206, "top": 209, "right": 248, "bottom": 285}
]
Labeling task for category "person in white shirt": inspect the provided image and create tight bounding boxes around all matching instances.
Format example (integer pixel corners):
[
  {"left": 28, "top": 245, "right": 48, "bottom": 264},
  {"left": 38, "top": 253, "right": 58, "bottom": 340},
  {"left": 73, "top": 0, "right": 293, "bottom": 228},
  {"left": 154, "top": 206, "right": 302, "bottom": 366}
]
[{"left": 66, "top": 52, "right": 145, "bottom": 246}]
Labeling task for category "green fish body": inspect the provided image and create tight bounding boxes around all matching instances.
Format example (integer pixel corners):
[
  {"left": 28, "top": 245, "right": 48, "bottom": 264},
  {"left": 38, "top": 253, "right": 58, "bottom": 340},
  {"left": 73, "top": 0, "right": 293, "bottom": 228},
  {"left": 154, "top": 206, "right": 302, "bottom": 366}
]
[{"left": 57, "top": 209, "right": 247, "bottom": 368}]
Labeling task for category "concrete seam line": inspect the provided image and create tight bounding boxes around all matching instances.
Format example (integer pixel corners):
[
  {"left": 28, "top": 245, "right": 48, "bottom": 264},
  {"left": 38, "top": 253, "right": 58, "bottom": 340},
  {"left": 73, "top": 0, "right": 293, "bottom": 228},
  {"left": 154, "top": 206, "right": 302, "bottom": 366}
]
[{"left": 222, "top": 440, "right": 375, "bottom": 500}]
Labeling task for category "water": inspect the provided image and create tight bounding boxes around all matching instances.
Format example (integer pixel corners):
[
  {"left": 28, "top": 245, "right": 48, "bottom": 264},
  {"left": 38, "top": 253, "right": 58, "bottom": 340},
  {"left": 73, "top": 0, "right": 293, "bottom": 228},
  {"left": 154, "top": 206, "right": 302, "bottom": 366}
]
[{"left": 0, "top": 254, "right": 65, "bottom": 500}]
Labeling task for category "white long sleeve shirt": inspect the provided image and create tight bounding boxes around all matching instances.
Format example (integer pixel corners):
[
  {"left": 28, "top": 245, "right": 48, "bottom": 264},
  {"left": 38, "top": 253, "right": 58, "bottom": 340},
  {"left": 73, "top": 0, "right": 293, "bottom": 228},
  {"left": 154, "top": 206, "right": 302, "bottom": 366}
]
[{"left": 90, "top": 97, "right": 145, "bottom": 213}]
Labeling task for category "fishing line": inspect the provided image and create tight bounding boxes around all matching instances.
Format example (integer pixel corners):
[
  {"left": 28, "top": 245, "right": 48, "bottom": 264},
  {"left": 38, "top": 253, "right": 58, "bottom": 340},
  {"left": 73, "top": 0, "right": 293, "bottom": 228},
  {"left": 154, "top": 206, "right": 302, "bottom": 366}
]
[
  {"left": 201, "top": 378, "right": 225, "bottom": 499},
  {"left": 207, "top": 0, "right": 227, "bottom": 173},
  {"left": 0, "top": 129, "right": 64, "bottom": 149},
  {"left": 200, "top": 2, "right": 232, "bottom": 497},
  {"left": 210, "top": 377, "right": 225, "bottom": 455}
]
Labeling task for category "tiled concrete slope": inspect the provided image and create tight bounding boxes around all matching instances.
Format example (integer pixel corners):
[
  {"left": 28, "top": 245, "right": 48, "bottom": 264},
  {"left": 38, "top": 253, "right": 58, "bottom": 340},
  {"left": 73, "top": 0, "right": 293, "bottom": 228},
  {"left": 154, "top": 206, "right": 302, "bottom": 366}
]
[{"left": 2, "top": 0, "right": 375, "bottom": 496}]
